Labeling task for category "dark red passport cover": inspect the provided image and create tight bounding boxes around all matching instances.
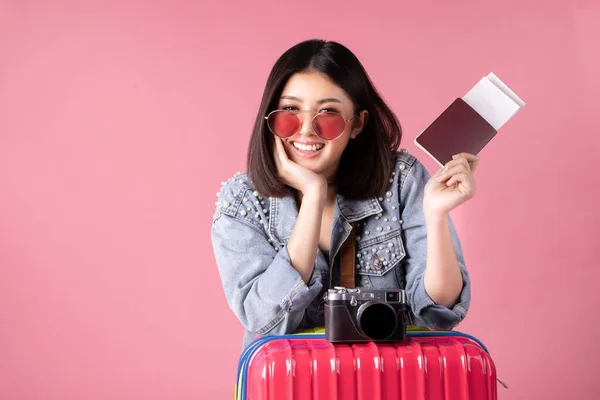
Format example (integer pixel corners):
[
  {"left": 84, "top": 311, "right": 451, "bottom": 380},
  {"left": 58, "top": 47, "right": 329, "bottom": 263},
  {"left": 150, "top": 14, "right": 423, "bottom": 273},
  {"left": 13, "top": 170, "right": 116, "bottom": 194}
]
[{"left": 415, "top": 98, "right": 497, "bottom": 166}]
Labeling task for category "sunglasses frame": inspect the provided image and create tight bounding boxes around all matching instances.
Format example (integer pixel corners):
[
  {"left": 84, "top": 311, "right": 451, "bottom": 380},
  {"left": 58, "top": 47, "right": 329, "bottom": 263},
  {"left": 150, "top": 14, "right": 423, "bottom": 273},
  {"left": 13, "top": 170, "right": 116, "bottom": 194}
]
[{"left": 264, "top": 109, "right": 356, "bottom": 141}]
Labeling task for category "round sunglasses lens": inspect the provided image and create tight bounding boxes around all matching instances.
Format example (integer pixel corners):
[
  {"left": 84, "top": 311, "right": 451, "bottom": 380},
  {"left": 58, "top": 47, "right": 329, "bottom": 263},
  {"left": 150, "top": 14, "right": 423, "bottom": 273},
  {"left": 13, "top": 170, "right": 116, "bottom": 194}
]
[
  {"left": 268, "top": 111, "right": 299, "bottom": 138},
  {"left": 313, "top": 113, "right": 346, "bottom": 140}
]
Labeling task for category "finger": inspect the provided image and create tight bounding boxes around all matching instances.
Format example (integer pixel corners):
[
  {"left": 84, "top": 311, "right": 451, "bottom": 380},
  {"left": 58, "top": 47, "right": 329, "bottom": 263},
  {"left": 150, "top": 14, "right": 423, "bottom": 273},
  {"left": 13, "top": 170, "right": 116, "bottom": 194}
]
[
  {"left": 432, "top": 166, "right": 446, "bottom": 179},
  {"left": 446, "top": 172, "right": 468, "bottom": 186},
  {"left": 446, "top": 173, "right": 476, "bottom": 197},
  {"left": 273, "top": 138, "right": 290, "bottom": 178},
  {"left": 273, "top": 137, "right": 289, "bottom": 166},
  {"left": 273, "top": 136, "right": 285, "bottom": 158},
  {"left": 452, "top": 152, "right": 479, "bottom": 162},
  {"left": 443, "top": 157, "right": 471, "bottom": 174},
  {"left": 437, "top": 163, "right": 470, "bottom": 182},
  {"left": 452, "top": 152, "right": 480, "bottom": 173},
  {"left": 272, "top": 137, "right": 282, "bottom": 167}
]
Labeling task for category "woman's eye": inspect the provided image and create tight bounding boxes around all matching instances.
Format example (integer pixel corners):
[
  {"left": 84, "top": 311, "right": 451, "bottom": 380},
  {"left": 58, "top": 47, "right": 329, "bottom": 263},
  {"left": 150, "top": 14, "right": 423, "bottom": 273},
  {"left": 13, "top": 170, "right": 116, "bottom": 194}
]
[
  {"left": 281, "top": 105, "right": 298, "bottom": 111},
  {"left": 320, "top": 108, "right": 340, "bottom": 114}
]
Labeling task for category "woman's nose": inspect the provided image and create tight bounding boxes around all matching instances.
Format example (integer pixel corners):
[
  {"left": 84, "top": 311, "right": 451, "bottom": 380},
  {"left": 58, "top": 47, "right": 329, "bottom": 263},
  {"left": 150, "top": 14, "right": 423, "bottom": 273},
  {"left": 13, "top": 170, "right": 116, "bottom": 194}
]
[{"left": 298, "top": 113, "right": 314, "bottom": 136}]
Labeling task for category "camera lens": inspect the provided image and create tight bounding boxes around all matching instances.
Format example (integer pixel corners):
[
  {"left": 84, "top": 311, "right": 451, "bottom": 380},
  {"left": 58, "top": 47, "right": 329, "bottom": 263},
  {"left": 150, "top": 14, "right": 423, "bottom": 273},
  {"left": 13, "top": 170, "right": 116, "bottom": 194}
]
[
  {"left": 357, "top": 301, "right": 398, "bottom": 341},
  {"left": 386, "top": 291, "right": 399, "bottom": 302}
]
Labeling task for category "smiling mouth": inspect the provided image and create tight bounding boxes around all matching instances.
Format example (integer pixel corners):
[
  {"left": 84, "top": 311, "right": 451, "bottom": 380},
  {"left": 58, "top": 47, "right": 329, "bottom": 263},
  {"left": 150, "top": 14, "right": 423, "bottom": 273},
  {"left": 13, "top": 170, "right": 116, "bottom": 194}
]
[{"left": 291, "top": 141, "right": 325, "bottom": 152}]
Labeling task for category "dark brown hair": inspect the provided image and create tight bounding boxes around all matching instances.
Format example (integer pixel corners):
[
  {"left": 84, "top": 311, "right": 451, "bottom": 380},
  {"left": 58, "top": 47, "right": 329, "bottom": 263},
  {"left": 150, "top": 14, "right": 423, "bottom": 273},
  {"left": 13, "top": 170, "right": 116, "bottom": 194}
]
[{"left": 247, "top": 39, "right": 402, "bottom": 199}]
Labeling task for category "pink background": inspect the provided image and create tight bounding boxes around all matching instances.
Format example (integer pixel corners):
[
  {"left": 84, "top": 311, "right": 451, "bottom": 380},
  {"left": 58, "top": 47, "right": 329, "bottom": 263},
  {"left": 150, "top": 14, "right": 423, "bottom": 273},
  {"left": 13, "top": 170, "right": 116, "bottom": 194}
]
[{"left": 1, "top": 1, "right": 598, "bottom": 399}]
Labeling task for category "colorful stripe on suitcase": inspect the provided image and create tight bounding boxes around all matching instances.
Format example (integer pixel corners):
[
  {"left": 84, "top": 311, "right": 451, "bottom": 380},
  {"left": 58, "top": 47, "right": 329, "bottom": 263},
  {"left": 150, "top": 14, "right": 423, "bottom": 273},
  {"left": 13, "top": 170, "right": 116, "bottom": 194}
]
[{"left": 235, "top": 331, "right": 496, "bottom": 400}]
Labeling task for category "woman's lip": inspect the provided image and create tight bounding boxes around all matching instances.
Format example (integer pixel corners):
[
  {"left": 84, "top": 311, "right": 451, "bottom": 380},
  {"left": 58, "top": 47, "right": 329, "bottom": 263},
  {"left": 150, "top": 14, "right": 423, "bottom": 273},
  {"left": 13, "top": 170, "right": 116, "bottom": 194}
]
[
  {"left": 290, "top": 140, "right": 324, "bottom": 145},
  {"left": 289, "top": 143, "right": 324, "bottom": 159}
]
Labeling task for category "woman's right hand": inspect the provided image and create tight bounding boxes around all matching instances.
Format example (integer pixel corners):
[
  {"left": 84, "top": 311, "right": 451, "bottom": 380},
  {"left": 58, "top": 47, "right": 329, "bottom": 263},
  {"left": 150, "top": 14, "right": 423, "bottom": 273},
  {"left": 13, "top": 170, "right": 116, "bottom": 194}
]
[{"left": 273, "top": 136, "right": 327, "bottom": 196}]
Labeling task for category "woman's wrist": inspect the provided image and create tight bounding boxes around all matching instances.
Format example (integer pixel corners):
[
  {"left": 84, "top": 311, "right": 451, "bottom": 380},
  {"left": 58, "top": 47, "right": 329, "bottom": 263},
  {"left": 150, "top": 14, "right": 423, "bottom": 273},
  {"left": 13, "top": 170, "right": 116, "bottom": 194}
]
[
  {"left": 302, "top": 179, "right": 327, "bottom": 203},
  {"left": 424, "top": 208, "right": 449, "bottom": 228}
]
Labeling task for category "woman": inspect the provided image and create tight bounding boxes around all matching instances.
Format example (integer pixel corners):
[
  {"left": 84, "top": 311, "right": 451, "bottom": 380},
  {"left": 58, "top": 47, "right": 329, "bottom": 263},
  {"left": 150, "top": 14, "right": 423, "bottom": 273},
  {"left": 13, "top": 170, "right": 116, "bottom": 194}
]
[{"left": 211, "top": 39, "right": 479, "bottom": 348}]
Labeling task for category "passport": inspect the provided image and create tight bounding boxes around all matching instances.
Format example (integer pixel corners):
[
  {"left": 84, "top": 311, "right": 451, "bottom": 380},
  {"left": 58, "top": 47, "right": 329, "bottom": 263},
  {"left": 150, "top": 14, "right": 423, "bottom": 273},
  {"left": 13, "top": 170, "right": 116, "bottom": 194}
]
[{"left": 414, "top": 73, "right": 526, "bottom": 167}]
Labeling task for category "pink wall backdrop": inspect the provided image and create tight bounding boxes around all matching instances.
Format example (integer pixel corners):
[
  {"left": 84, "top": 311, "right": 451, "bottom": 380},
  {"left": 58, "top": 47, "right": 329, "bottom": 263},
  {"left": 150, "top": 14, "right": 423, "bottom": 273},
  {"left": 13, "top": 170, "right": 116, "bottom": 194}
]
[{"left": 1, "top": 1, "right": 598, "bottom": 399}]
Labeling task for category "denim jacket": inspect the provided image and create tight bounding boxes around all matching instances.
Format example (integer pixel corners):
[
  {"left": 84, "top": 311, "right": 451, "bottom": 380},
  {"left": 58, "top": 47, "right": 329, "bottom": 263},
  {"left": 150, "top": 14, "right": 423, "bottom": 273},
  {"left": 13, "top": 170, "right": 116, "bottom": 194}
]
[{"left": 211, "top": 150, "right": 471, "bottom": 348}]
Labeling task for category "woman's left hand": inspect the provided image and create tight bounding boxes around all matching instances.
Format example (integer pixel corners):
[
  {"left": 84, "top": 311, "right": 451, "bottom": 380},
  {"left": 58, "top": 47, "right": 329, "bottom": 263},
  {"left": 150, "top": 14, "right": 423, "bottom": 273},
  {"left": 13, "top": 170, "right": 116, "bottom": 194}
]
[{"left": 423, "top": 153, "right": 480, "bottom": 217}]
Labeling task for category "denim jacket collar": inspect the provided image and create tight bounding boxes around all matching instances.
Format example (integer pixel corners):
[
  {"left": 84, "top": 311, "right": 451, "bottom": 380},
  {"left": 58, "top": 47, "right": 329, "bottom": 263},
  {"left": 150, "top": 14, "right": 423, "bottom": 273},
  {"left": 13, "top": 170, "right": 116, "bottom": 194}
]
[
  {"left": 268, "top": 193, "right": 383, "bottom": 244},
  {"left": 336, "top": 195, "right": 383, "bottom": 223}
]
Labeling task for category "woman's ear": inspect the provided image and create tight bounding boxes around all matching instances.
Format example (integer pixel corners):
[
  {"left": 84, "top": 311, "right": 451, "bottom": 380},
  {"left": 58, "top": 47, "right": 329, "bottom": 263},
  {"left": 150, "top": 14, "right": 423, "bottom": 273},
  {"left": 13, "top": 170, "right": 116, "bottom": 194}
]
[{"left": 350, "top": 110, "right": 369, "bottom": 139}]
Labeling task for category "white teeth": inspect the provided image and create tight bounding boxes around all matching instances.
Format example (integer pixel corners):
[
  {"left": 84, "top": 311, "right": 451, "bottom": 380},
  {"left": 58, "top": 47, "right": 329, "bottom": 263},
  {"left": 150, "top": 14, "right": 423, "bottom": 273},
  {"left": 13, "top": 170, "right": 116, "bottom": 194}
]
[{"left": 292, "top": 142, "right": 324, "bottom": 152}]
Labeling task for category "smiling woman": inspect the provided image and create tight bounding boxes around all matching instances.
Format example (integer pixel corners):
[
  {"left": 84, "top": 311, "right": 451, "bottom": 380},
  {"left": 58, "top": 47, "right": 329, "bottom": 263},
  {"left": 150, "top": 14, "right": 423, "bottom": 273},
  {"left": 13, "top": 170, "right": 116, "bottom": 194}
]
[
  {"left": 211, "top": 39, "right": 478, "bottom": 349},
  {"left": 267, "top": 72, "right": 368, "bottom": 180}
]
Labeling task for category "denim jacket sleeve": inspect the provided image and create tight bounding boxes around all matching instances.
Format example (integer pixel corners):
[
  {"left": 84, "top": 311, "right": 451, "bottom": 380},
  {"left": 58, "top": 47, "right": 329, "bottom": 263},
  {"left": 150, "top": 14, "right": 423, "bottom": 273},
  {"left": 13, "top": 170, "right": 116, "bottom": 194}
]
[
  {"left": 211, "top": 177, "right": 324, "bottom": 335},
  {"left": 399, "top": 157, "right": 471, "bottom": 330}
]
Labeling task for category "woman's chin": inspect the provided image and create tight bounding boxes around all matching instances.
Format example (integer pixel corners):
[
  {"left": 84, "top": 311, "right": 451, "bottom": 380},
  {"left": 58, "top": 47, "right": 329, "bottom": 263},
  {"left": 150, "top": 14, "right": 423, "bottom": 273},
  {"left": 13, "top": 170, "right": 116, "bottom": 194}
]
[
  {"left": 296, "top": 158, "right": 320, "bottom": 170},
  {"left": 292, "top": 155, "right": 323, "bottom": 171}
]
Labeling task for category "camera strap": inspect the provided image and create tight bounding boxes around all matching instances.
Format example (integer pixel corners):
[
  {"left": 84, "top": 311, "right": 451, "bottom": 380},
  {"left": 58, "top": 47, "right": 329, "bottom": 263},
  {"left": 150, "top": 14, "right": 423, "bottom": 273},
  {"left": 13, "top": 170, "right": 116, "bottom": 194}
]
[{"left": 339, "top": 223, "right": 356, "bottom": 289}]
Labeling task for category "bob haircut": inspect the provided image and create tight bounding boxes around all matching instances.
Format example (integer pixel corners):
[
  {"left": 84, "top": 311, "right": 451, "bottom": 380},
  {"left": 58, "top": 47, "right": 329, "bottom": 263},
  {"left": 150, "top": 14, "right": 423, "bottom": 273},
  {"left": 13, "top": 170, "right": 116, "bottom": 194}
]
[{"left": 247, "top": 39, "right": 402, "bottom": 200}]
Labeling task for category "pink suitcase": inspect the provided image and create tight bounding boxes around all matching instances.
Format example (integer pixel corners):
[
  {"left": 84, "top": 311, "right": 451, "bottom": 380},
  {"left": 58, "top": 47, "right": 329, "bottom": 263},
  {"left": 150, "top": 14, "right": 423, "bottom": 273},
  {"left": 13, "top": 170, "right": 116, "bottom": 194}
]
[{"left": 235, "top": 331, "right": 498, "bottom": 400}]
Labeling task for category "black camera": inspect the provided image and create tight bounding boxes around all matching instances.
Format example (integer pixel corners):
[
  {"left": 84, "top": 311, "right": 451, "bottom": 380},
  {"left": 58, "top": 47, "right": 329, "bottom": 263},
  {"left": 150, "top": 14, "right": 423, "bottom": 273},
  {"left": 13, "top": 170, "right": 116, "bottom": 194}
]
[{"left": 324, "top": 287, "right": 409, "bottom": 343}]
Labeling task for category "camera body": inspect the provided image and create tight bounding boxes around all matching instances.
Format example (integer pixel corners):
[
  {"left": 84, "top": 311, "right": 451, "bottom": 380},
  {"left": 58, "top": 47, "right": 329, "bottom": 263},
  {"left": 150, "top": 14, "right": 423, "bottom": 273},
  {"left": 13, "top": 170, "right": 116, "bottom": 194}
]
[{"left": 324, "top": 286, "right": 409, "bottom": 343}]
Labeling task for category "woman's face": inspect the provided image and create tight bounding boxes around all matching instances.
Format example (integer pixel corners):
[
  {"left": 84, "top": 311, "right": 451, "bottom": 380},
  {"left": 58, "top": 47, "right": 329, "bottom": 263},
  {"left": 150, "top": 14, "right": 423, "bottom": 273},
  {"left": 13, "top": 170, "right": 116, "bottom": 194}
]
[{"left": 276, "top": 71, "right": 367, "bottom": 183}]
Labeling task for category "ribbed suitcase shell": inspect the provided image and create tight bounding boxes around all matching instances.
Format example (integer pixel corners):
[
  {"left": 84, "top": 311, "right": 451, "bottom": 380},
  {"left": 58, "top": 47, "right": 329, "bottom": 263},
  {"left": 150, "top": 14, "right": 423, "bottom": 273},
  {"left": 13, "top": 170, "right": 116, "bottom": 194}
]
[{"left": 236, "top": 332, "right": 496, "bottom": 400}]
